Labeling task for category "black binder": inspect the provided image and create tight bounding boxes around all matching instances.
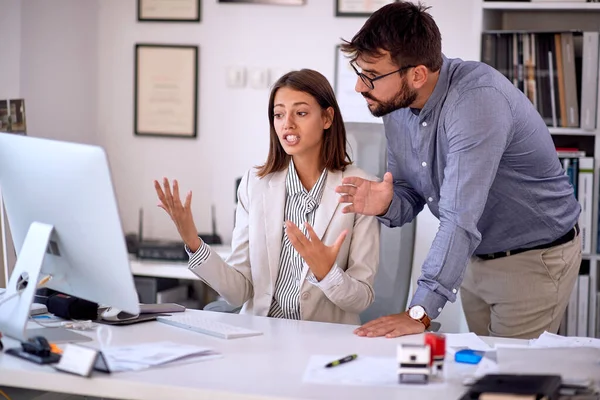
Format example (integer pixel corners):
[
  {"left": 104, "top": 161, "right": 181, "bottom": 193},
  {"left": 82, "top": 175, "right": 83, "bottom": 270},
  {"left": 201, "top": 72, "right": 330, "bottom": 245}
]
[{"left": 460, "top": 374, "right": 562, "bottom": 400}]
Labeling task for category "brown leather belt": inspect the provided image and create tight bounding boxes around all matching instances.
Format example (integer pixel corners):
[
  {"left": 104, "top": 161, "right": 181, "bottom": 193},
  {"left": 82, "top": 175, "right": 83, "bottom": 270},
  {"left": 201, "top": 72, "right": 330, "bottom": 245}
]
[{"left": 476, "top": 223, "right": 579, "bottom": 260}]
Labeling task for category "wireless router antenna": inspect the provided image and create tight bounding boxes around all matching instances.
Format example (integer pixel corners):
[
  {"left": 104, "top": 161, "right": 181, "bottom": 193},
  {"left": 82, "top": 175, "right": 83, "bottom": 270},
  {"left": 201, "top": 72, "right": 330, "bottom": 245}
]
[
  {"left": 138, "top": 208, "right": 144, "bottom": 243},
  {"left": 211, "top": 204, "right": 217, "bottom": 238}
]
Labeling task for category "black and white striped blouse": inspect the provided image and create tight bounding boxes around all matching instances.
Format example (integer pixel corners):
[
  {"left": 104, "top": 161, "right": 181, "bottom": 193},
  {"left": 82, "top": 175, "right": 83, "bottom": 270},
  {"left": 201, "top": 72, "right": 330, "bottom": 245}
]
[{"left": 267, "top": 160, "right": 327, "bottom": 319}]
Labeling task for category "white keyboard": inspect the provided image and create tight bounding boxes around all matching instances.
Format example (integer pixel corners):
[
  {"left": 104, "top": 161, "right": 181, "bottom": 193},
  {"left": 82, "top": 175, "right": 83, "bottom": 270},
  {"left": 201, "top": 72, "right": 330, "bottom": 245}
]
[{"left": 157, "top": 314, "right": 263, "bottom": 339}]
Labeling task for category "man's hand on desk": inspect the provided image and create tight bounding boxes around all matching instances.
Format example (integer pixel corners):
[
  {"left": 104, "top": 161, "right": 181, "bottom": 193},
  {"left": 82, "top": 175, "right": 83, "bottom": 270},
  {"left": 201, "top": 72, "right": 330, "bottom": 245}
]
[
  {"left": 285, "top": 221, "right": 347, "bottom": 281},
  {"left": 154, "top": 178, "right": 202, "bottom": 252},
  {"left": 354, "top": 313, "right": 425, "bottom": 338}
]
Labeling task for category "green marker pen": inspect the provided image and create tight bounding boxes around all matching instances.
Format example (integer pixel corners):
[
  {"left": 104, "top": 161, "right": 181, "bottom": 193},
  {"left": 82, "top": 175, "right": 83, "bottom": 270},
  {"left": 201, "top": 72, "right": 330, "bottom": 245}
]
[{"left": 325, "top": 354, "right": 358, "bottom": 368}]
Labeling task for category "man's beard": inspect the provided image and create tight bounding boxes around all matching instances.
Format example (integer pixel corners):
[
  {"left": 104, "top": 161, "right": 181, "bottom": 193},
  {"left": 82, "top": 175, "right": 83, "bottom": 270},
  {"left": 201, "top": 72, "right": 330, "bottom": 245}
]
[{"left": 363, "top": 78, "right": 417, "bottom": 117}]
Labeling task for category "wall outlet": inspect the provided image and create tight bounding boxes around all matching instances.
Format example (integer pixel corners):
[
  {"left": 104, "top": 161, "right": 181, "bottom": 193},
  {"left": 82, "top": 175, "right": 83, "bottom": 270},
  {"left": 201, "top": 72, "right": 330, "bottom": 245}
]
[
  {"left": 226, "top": 67, "right": 246, "bottom": 88},
  {"left": 248, "top": 68, "right": 270, "bottom": 90}
]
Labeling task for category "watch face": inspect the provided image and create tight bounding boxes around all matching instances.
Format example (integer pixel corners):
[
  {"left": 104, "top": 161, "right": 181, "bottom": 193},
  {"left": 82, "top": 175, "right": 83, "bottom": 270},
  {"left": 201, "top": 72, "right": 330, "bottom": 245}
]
[{"left": 409, "top": 306, "right": 425, "bottom": 320}]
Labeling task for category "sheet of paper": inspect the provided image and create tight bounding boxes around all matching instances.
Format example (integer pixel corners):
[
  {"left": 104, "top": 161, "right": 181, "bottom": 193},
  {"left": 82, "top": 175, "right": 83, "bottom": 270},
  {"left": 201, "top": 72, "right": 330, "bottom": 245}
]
[
  {"left": 496, "top": 346, "right": 600, "bottom": 384},
  {"left": 444, "top": 333, "right": 493, "bottom": 355},
  {"left": 302, "top": 355, "right": 446, "bottom": 388},
  {"left": 102, "top": 341, "right": 220, "bottom": 372},
  {"left": 530, "top": 331, "right": 600, "bottom": 349}
]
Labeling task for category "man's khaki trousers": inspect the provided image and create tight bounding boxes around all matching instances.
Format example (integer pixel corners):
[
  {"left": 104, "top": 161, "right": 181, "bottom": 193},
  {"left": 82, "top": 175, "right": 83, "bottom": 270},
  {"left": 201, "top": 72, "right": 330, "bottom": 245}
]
[{"left": 461, "top": 233, "right": 581, "bottom": 339}]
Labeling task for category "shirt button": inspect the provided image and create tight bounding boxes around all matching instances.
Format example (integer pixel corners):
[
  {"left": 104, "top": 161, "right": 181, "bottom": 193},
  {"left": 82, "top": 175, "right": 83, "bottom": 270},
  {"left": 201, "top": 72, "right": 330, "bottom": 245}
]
[
  {"left": 452, "top": 288, "right": 457, "bottom": 294},
  {"left": 428, "top": 197, "right": 433, "bottom": 202},
  {"left": 437, "top": 307, "right": 442, "bottom": 313},
  {"left": 422, "top": 121, "right": 427, "bottom": 127},
  {"left": 421, "top": 162, "right": 427, "bottom": 167},
  {"left": 301, "top": 292, "right": 310, "bottom": 300}
]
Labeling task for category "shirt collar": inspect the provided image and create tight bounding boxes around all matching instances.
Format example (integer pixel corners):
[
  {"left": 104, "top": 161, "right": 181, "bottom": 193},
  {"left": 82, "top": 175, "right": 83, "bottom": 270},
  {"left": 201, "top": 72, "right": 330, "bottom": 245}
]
[
  {"left": 286, "top": 159, "right": 328, "bottom": 202},
  {"left": 420, "top": 54, "right": 451, "bottom": 117}
]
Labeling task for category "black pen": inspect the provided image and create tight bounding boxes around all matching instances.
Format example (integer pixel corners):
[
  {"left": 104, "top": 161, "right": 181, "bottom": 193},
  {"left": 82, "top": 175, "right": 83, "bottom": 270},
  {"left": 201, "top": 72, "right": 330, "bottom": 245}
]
[{"left": 325, "top": 354, "right": 358, "bottom": 368}]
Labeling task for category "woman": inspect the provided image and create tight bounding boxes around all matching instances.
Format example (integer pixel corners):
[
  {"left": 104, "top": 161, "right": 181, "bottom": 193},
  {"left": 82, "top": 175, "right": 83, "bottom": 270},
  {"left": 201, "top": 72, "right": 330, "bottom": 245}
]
[{"left": 155, "top": 69, "right": 379, "bottom": 325}]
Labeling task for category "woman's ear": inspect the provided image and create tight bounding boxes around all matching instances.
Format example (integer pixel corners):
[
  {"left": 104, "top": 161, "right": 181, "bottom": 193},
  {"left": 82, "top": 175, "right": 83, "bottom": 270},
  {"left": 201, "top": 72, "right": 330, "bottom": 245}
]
[{"left": 323, "top": 107, "right": 334, "bottom": 130}]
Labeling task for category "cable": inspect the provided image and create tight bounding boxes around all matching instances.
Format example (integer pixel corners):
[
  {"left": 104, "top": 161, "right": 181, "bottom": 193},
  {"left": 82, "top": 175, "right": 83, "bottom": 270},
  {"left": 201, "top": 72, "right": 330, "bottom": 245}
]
[
  {"left": 0, "top": 388, "right": 12, "bottom": 400},
  {"left": 0, "top": 290, "right": 22, "bottom": 307},
  {"left": 0, "top": 275, "right": 52, "bottom": 307},
  {"left": 30, "top": 316, "right": 63, "bottom": 329}
]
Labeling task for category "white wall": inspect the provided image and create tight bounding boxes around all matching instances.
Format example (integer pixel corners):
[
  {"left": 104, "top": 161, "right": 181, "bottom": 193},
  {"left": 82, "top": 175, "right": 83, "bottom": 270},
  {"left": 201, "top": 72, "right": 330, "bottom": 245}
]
[
  {"left": 96, "top": 0, "right": 482, "bottom": 242},
  {"left": 0, "top": 0, "right": 21, "bottom": 99},
  {"left": 20, "top": 0, "right": 99, "bottom": 144}
]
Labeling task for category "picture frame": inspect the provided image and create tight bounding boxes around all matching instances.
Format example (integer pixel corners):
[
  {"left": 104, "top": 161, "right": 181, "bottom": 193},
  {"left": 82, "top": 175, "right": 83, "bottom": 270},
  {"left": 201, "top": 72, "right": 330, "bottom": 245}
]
[
  {"left": 335, "top": 0, "right": 397, "bottom": 17},
  {"left": 218, "top": 0, "right": 305, "bottom": 5},
  {"left": 138, "top": 0, "right": 200, "bottom": 22},
  {"left": 0, "top": 99, "right": 27, "bottom": 135},
  {"left": 134, "top": 44, "right": 199, "bottom": 139}
]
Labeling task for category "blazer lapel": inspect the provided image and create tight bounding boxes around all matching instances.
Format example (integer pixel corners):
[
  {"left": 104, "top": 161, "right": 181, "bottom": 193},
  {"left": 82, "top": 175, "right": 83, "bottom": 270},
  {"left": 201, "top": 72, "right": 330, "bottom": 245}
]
[
  {"left": 311, "top": 169, "right": 342, "bottom": 241},
  {"left": 263, "top": 170, "right": 287, "bottom": 290}
]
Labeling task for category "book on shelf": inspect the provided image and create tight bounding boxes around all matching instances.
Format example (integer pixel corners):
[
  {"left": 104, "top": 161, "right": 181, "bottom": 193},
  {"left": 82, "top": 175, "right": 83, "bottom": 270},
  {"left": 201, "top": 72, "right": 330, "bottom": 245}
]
[
  {"left": 556, "top": 148, "right": 593, "bottom": 254},
  {"left": 577, "top": 274, "right": 590, "bottom": 336},
  {"left": 481, "top": 30, "right": 599, "bottom": 131},
  {"left": 563, "top": 265, "right": 594, "bottom": 337}
]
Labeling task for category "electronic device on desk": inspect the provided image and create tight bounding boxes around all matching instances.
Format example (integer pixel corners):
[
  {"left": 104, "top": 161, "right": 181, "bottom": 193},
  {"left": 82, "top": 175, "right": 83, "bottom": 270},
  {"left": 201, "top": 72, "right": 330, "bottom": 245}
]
[
  {"left": 0, "top": 133, "right": 140, "bottom": 342},
  {"left": 132, "top": 207, "right": 221, "bottom": 261},
  {"left": 156, "top": 313, "right": 263, "bottom": 339}
]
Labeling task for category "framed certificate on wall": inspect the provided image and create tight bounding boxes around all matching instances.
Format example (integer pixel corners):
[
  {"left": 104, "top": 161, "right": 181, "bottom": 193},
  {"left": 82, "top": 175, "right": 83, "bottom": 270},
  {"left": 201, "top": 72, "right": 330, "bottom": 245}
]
[
  {"left": 138, "top": 0, "right": 200, "bottom": 22},
  {"left": 134, "top": 44, "right": 199, "bottom": 139},
  {"left": 218, "top": 0, "right": 305, "bottom": 4},
  {"left": 336, "top": 0, "right": 397, "bottom": 17}
]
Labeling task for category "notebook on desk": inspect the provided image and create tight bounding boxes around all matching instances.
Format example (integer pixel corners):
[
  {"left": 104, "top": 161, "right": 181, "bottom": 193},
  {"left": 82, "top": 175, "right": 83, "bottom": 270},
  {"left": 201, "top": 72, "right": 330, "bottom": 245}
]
[{"left": 95, "top": 313, "right": 166, "bottom": 326}]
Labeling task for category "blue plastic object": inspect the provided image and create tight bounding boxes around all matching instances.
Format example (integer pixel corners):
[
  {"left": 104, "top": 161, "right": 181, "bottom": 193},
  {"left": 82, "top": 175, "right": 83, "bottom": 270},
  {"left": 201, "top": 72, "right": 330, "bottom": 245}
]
[{"left": 454, "top": 349, "right": 485, "bottom": 364}]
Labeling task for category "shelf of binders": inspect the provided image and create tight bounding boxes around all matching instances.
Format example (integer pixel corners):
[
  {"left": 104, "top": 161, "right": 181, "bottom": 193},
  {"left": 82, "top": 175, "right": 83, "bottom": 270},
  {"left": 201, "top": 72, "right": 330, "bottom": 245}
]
[
  {"left": 549, "top": 127, "right": 598, "bottom": 136},
  {"left": 479, "top": 2, "right": 600, "bottom": 338},
  {"left": 483, "top": 2, "right": 600, "bottom": 11}
]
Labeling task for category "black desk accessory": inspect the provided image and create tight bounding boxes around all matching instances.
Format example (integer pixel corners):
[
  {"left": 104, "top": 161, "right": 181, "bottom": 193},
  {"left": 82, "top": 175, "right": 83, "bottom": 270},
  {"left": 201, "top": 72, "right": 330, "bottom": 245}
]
[
  {"left": 460, "top": 374, "right": 562, "bottom": 400},
  {"left": 6, "top": 336, "right": 61, "bottom": 365}
]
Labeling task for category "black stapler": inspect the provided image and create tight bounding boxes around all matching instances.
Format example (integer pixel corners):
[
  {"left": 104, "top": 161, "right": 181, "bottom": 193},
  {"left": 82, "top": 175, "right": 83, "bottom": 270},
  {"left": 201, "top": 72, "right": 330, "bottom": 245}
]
[{"left": 6, "top": 336, "right": 61, "bottom": 364}]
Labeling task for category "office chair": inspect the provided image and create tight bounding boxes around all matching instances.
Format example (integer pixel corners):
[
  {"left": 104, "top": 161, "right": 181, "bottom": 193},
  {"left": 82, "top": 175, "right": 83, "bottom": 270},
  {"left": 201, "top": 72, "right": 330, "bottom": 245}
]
[
  {"left": 359, "top": 223, "right": 415, "bottom": 324},
  {"left": 203, "top": 299, "right": 240, "bottom": 314}
]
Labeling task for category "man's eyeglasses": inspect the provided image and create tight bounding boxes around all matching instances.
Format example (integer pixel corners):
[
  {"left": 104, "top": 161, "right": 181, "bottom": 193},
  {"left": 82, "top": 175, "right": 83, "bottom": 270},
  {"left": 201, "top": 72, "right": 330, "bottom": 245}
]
[{"left": 350, "top": 62, "right": 416, "bottom": 90}]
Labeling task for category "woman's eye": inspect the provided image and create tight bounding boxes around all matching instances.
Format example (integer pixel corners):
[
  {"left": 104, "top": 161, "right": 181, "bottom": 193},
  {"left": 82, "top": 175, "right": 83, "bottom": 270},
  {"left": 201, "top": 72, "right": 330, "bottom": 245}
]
[
  {"left": 297, "top": 112, "right": 307, "bottom": 117},
  {"left": 274, "top": 113, "right": 283, "bottom": 119}
]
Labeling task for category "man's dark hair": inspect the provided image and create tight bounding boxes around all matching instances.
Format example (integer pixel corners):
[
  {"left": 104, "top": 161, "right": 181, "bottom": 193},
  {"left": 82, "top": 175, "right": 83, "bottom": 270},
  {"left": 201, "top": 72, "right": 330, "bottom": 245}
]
[{"left": 341, "top": 1, "right": 443, "bottom": 72}]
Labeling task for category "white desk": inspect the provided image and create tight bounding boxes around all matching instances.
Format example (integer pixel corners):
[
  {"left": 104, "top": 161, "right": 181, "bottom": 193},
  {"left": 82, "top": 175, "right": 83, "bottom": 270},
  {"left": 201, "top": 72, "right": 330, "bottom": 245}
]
[
  {"left": 0, "top": 311, "right": 523, "bottom": 400},
  {"left": 129, "top": 245, "right": 231, "bottom": 280}
]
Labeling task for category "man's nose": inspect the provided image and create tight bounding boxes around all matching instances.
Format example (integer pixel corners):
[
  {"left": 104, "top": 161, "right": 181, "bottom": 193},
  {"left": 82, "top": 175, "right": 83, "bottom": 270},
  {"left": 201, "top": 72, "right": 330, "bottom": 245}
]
[{"left": 355, "top": 76, "right": 369, "bottom": 93}]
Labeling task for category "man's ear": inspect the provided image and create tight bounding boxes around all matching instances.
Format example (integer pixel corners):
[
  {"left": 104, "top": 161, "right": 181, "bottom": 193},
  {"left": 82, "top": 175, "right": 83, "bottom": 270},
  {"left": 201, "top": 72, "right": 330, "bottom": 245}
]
[
  {"left": 323, "top": 107, "right": 334, "bottom": 130},
  {"left": 411, "top": 65, "right": 429, "bottom": 89}
]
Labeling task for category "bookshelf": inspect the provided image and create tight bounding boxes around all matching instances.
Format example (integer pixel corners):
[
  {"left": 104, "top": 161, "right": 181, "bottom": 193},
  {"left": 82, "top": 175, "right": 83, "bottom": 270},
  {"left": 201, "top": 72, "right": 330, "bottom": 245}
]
[{"left": 479, "top": 1, "right": 600, "bottom": 338}]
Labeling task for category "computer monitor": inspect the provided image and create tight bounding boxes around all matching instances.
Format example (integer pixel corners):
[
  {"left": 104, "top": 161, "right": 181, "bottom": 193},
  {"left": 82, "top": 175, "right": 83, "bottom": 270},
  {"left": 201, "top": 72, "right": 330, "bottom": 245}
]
[{"left": 0, "top": 133, "right": 140, "bottom": 340}]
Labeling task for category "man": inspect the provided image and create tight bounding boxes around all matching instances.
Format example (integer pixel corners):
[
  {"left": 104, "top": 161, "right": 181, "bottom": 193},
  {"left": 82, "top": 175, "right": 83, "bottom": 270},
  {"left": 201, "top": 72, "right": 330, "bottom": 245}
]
[{"left": 336, "top": 1, "right": 581, "bottom": 339}]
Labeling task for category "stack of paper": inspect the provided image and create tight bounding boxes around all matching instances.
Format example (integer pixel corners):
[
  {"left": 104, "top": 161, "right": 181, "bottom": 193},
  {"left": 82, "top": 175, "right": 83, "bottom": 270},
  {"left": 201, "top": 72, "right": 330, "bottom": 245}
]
[
  {"left": 444, "top": 332, "right": 493, "bottom": 355},
  {"left": 529, "top": 331, "right": 600, "bottom": 349},
  {"left": 101, "top": 341, "right": 220, "bottom": 372}
]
